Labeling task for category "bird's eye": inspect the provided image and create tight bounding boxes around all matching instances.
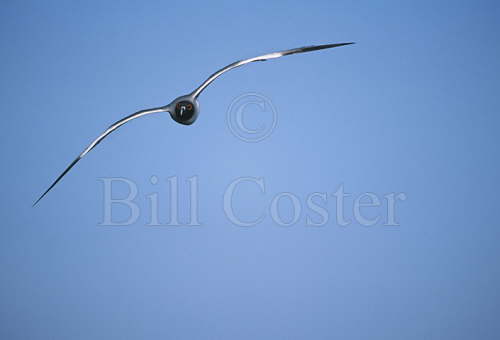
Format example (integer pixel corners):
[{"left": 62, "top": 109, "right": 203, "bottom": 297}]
[
  {"left": 187, "top": 104, "right": 193, "bottom": 110},
  {"left": 176, "top": 103, "right": 180, "bottom": 109}
]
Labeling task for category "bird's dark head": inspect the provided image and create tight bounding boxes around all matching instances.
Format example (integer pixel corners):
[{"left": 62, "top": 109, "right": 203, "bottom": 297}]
[{"left": 170, "top": 95, "right": 199, "bottom": 125}]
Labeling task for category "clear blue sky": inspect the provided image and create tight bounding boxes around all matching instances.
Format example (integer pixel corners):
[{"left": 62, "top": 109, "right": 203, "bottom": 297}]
[{"left": 1, "top": 0, "right": 499, "bottom": 339}]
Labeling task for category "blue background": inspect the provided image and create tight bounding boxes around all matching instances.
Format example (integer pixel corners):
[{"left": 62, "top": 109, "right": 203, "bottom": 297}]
[{"left": 1, "top": 0, "right": 499, "bottom": 339}]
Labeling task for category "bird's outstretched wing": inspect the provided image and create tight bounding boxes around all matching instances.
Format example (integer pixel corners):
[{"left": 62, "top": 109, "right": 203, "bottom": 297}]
[
  {"left": 191, "top": 42, "right": 354, "bottom": 98},
  {"left": 33, "top": 106, "right": 168, "bottom": 206}
]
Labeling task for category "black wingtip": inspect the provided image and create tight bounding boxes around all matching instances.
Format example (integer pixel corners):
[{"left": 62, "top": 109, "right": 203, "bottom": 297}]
[
  {"left": 33, "top": 183, "right": 56, "bottom": 207},
  {"left": 32, "top": 156, "right": 81, "bottom": 207},
  {"left": 32, "top": 195, "right": 44, "bottom": 207}
]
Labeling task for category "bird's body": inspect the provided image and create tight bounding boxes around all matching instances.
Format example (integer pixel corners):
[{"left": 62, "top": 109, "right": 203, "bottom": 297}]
[{"left": 34, "top": 42, "right": 354, "bottom": 205}]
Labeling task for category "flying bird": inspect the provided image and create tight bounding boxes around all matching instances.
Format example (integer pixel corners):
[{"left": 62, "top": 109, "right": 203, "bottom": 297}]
[{"left": 34, "top": 42, "right": 354, "bottom": 205}]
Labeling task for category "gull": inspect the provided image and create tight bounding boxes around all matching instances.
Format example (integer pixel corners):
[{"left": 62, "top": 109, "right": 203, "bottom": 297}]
[{"left": 34, "top": 42, "right": 354, "bottom": 205}]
